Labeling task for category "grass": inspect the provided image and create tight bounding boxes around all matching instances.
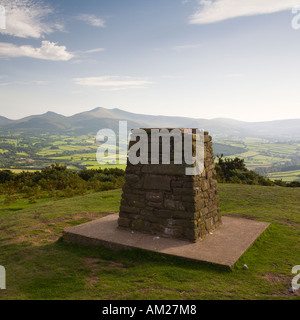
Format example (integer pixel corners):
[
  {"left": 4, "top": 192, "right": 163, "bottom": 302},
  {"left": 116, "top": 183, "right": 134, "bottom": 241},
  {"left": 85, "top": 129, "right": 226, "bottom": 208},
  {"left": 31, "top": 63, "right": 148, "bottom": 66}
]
[
  {"left": 267, "top": 170, "right": 300, "bottom": 182},
  {"left": 0, "top": 184, "right": 299, "bottom": 300}
]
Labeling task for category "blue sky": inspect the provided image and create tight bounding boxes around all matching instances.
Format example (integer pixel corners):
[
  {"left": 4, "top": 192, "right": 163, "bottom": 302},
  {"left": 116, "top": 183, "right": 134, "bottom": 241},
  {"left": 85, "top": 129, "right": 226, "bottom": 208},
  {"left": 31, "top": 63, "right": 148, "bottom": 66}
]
[{"left": 0, "top": 0, "right": 300, "bottom": 121}]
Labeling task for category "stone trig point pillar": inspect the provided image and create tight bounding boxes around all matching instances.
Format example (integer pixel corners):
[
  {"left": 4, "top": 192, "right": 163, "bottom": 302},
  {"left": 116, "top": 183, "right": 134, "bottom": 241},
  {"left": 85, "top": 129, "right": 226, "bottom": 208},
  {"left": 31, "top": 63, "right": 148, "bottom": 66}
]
[
  {"left": 118, "top": 128, "right": 222, "bottom": 242},
  {"left": 64, "top": 128, "right": 269, "bottom": 267}
]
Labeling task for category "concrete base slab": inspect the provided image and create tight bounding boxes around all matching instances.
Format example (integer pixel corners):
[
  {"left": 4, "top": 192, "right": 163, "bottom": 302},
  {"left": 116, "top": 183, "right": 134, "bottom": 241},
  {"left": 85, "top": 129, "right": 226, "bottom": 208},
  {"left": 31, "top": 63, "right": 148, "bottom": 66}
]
[{"left": 62, "top": 214, "right": 270, "bottom": 267}]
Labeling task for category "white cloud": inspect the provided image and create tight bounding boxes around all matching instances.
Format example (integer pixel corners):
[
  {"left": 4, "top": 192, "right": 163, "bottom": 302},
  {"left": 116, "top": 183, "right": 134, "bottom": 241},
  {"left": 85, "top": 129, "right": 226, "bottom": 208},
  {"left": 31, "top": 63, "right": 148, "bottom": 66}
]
[
  {"left": 0, "top": 41, "right": 74, "bottom": 61},
  {"left": 189, "top": 0, "right": 299, "bottom": 24},
  {"left": 0, "top": 80, "right": 49, "bottom": 86},
  {"left": 71, "top": 47, "right": 104, "bottom": 56},
  {"left": 171, "top": 43, "right": 202, "bottom": 51},
  {"left": 0, "top": 0, "right": 64, "bottom": 38},
  {"left": 73, "top": 76, "right": 153, "bottom": 90},
  {"left": 77, "top": 14, "right": 106, "bottom": 28},
  {"left": 83, "top": 48, "right": 105, "bottom": 54}
]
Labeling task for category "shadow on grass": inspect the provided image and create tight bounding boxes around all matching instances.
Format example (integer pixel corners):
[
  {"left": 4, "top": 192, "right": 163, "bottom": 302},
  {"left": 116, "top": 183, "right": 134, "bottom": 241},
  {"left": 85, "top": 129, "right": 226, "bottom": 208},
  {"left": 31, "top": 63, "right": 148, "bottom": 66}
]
[
  {"left": 57, "top": 237, "right": 231, "bottom": 273},
  {"left": 0, "top": 237, "right": 231, "bottom": 300},
  {"left": 1, "top": 220, "right": 299, "bottom": 300}
]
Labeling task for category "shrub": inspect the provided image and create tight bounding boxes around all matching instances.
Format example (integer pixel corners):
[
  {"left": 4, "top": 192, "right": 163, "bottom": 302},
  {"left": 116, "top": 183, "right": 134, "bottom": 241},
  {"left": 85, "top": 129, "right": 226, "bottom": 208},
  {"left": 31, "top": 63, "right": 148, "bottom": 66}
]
[
  {"left": 0, "top": 164, "right": 126, "bottom": 200},
  {"left": 286, "top": 181, "right": 300, "bottom": 188},
  {"left": 0, "top": 170, "right": 14, "bottom": 183},
  {"left": 215, "top": 155, "right": 274, "bottom": 186}
]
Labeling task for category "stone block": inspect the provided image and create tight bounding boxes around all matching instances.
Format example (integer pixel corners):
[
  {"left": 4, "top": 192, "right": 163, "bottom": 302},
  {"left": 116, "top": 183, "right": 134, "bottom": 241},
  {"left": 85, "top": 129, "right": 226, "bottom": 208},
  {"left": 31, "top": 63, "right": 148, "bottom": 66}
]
[
  {"left": 143, "top": 174, "right": 171, "bottom": 191},
  {"left": 119, "top": 205, "right": 141, "bottom": 214},
  {"left": 118, "top": 128, "right": 221, "bottom": 242},
  {"left": 164, "top": 198, "right": 185, "bottom": 211},
  {"left": 118, "top": 217, "right": 132, "bottom": 228},
  {"left": 124, "top": 173, "right": 140, "bottom": 184},
  {"left": 147, "top": 201, "right": 164, "bottom": 208},
  {"left": 145, "top": 191, "right": 163, "bottom": 202},
  {"left": 142, "top": 164, "right": 186, "bottom": 175}
]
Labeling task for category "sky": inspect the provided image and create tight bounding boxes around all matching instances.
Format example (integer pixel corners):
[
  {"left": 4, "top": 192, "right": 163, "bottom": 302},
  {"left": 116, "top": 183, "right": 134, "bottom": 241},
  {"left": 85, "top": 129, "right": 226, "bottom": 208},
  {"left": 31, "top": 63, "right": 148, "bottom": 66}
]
[{"left": 0, "top": 0, "right": 300, "bottom": 122}]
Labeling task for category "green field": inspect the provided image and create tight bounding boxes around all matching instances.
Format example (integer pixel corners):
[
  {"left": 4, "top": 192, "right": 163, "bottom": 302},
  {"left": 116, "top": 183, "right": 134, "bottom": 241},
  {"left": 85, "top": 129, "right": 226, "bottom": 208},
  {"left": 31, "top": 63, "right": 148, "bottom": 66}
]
[
  {"left": 267, "top": 170, "right": 300, "bottom": 182},
  {"left": 222, "top": 140, "right": 299, "bottom": 167},
  {"left": 0, "top": 184, "right": 299, "bottom": 300},
  {"left": 1, "top": 132, "right": 300, "bottom": 181},
  {"left": 0, "top": 132, "right": 128, "bottom": 171}
]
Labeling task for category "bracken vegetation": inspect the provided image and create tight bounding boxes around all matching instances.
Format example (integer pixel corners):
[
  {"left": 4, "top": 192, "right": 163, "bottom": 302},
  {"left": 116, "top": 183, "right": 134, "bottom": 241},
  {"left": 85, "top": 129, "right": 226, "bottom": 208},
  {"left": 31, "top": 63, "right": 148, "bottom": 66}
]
[
  {"left": 0, "top": 156, "right": 299, "bottom": 206},
  {"left": 0, "top": 164, "right": 125, "bottom": 205}
]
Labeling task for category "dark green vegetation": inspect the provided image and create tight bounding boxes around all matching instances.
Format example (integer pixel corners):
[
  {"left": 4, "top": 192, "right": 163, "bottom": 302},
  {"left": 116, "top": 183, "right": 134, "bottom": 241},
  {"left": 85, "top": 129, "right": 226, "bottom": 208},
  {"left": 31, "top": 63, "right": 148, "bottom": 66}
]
[
  {"left": 215, "top": 156, "right": 300, "bottom": 187},
  {"left": 0, "top": 155, "right": 298, "bottom": 213},
  {"left": 0, "top": 184, "right": 299, "bottom": 300},
  {"left": 215, "top": 156, "right": 272, "bottom": 186},
  {"left": 0, "top": 164, "right": 124, "bottom": 205}
]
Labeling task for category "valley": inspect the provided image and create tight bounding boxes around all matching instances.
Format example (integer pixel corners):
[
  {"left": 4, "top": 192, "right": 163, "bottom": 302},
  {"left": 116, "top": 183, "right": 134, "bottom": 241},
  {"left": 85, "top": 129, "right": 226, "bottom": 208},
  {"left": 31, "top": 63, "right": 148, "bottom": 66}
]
[{"left": 0, "top": 107, "right": 299, "bottom": 181}]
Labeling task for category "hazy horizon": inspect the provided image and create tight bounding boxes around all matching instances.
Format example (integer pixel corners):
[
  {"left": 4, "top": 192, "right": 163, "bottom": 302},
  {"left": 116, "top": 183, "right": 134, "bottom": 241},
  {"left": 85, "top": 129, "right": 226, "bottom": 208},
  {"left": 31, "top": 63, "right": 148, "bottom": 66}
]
[
  {"left": 1, "top": 106, "right": 300, "bottom": 123},
  {"left": 1, "top": 1, "right": 300, "bottom": 122}
]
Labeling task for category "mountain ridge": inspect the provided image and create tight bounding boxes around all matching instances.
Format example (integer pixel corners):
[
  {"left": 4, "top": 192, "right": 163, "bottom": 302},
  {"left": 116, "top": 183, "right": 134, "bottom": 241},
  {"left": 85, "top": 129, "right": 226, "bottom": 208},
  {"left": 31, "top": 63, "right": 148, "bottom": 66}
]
[{"left": 0, "top": 107, "right": 299, "bottom": 140}]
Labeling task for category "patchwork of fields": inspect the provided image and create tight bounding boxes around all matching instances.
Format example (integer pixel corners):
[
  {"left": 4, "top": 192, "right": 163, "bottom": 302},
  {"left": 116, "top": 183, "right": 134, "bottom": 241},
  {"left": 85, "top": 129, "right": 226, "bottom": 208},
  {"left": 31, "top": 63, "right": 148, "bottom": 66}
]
[
  {"left": 0, "top": 132, "right": 300, "bottom": 181},
  {"left": 219, "top": 138, "right": 300, "bottom": 181},
  {"left": 266, "top": 170, "right": 300, "bottom": 182},
  {"left": 221, "top": 138, "right": 300, "bottom": 167}
]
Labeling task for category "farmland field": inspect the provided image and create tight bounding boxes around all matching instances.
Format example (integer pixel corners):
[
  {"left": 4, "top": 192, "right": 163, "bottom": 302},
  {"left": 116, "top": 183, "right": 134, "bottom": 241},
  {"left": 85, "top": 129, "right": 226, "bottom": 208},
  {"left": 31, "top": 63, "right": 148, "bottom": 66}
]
[
  {"left": 220, "top": 139, "right": 300, "bottom": 169},
  {"left": 0, "top": 131, "right": 300, "bottom": 180},
  {"left": 267, "top": 170, "right": 300, "bottom": 182}
]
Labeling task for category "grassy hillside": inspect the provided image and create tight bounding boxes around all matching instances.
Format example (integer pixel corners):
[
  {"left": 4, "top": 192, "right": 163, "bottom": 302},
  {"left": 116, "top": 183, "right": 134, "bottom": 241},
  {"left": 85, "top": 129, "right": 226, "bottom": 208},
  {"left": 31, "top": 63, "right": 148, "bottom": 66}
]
[{"left": 0, "top": 184, "right": 299, "bottom": 300}]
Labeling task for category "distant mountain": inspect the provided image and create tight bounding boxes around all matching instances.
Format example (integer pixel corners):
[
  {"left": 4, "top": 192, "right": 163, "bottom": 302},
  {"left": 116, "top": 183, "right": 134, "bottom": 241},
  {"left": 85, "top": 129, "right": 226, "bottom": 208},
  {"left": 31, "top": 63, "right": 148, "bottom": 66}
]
[
  {"left": 0, "top": 116, "right": 12, "bottom": 126},
  {"left": 213, "top": 118, "right": 300, "bottom": 138},
  {"left": 0, "top": 107, "right": 300, "bottom": 140},
  {"left": 64, "top": 107, "right": 250, "bottom": 137},
  {"left": 7, "top": 111, "right": 71, "bottom": 131}
]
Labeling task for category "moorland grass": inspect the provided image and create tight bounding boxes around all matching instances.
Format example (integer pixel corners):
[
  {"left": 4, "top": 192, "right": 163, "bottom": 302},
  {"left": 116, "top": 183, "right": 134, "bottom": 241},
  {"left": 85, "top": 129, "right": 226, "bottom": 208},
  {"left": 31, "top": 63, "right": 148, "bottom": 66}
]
[{"left": 0, "top": 184, "right": 299, "bottom": 300}]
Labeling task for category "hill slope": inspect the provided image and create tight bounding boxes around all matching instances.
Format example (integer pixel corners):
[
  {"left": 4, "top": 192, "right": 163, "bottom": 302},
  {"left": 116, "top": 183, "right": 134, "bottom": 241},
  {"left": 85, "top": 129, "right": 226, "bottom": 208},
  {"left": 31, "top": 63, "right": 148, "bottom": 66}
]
[
  {"left": 1, "top": 107, "right": 300, "bottom": 140},
  {"left": 0, "top": 116, "right": 12, "bottom": 126},
  {"left": 0, "top": 185, "right": 299, "bottom": 299}
]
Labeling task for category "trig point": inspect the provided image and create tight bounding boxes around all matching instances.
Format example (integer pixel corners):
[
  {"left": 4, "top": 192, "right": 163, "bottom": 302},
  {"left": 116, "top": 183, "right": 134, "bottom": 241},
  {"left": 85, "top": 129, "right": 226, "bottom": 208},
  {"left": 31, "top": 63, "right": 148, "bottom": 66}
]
[
  {"left": 118, "top": 128, "right": 222, "bottom": 242},
  {"left": 63, "top": 128, "right": 270, "bottom": 268}
]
